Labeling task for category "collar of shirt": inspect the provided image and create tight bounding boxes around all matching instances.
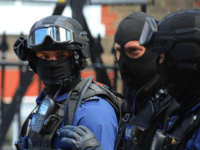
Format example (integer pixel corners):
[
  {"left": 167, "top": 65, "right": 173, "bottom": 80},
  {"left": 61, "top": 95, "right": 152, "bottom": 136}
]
[{"left": 36, "top": 91, "right": 69, "bottom": 104}]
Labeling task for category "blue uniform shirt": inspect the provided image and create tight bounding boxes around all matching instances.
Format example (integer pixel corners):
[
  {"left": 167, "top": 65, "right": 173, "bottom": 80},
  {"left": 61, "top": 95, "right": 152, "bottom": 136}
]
[{"left": 31, "top": 91, "right": 118, "bottom": 150}]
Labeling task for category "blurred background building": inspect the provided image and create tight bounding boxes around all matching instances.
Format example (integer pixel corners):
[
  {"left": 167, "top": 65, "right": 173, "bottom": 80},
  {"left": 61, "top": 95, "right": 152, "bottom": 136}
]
[{"left": 0, "top": 0, "right": 199, "bottom": 149}]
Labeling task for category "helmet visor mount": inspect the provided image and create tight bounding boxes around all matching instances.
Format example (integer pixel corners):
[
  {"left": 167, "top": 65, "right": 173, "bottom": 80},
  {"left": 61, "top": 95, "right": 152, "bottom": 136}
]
[
  {"left": 27, "top": 26, "right": 74, "bottom": 48},
  {"left": 139, "top": 17, "right": 158, "bottom": 46},
  {"left": 139, "top": 17, "right": 200, "bottom": 53}
]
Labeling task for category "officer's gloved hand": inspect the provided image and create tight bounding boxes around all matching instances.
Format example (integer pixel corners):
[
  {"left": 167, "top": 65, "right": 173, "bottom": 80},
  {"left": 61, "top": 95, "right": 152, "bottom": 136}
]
[
  {"left": 60, "top": 125, "right": 103, "bottom": 150},
  {"left": 13, "top": 36, "right": 30, "bottom": 61}
]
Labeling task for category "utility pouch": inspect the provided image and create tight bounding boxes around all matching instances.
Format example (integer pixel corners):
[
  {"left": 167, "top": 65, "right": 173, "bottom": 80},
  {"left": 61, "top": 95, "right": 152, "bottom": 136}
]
[
  {"left": 129, "top": 125, "right": 147, "bottom": 145},
  {"left": 151, "top": 129, "right": 177, "bottom": 150}
]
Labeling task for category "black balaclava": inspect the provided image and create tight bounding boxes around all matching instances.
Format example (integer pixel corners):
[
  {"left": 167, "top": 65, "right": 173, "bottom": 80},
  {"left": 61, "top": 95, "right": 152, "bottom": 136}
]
[
  {"left": 119, "top": 46, "right": 158, "bottom": 92},
  {"left": 114, "top": 11, "right": 159, "bottom": 93}
]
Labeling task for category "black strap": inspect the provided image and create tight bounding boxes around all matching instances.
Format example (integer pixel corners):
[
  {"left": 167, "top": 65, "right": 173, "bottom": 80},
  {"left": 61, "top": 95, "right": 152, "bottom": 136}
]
[
  {"left": 163, "top": 100, "right": 180, "bottom": 127},
  {"left": 98, "top": 85, "right": 121, "bottom": 124},
  {"left": 20, "top": 105, "right": 39, "bottom": 137},
  {"left": 114, "top": 100, "right": 132, "bottom": 150},
  {"left": 179, "top": 111, "right": 200, "bottom": 150},
  {"left": 64, "top": 76, "right": 94, "bottom": 125},
  {"left": 115, "top": 123, "right": 126, "bottom": 150},
  {"left": 46, "top": 117, "right": 64, "bottom": 148}
]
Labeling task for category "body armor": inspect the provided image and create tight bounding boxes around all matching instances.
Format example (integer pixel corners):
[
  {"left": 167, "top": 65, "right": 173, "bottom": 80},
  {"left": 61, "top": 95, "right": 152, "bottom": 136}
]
[
  {"left": 115, "top": 75, "right": 173, "bottom": 150},
  {"left": 151, "top": 101, "right": 200, "bottom": 150},
  {"left": 16, "top": 77, "right": 120, "bottom": 150}
]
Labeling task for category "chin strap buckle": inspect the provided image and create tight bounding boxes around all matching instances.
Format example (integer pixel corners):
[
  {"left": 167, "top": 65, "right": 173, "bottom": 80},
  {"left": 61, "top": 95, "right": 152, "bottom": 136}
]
[
  {"left": 63, "top": 73, "right": 78, "bottom": 87},
  {"left": 74, "top": 51, "right": 80, "bottom": 68},
  {"left": 63, "top": 76, "right": 73, "bottom": 87}
]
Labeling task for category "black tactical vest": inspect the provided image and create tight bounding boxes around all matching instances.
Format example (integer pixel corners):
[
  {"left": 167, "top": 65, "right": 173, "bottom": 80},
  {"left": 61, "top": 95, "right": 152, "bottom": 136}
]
[
  {"left": 152, "top": 101, "right": 200, "bottom": 150},
  {"left": 115, "top": 86, "right": 174, "bottom": 150},
  {"left": 16, "top": 76, "right": 121, "bottom": 150}
]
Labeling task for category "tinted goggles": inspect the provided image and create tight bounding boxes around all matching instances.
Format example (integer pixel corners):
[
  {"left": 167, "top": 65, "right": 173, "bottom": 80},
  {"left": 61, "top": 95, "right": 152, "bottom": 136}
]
[
  {"left": 139, "top": 17, "right": 158, "bottom": 46},
  {"left": 27, "top": 26, "right": 85, "bottom": 48}
]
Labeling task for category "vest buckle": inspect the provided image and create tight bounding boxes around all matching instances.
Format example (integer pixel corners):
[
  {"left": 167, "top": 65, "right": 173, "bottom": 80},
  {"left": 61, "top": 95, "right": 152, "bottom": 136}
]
[{"left": 122, "top": 114, "right": 130, "bottom": 123}]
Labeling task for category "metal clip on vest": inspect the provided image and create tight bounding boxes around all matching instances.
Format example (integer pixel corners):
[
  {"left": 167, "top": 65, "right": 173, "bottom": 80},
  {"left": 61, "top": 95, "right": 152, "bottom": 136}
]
[
  {"left": 153, "top": 89, "right": 168, "bottom": 102},
  {"left": 152, "top": 89, "right": 173, "bottom": 119},
  {"left": 122, "top": 114, "right": 130, "bottom": 123}
]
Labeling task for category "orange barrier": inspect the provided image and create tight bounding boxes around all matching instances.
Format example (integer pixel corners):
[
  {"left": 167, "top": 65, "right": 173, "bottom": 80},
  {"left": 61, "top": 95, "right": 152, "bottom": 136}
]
[{"left": 0, "top": 69, "right": 114, "bottom": 103}]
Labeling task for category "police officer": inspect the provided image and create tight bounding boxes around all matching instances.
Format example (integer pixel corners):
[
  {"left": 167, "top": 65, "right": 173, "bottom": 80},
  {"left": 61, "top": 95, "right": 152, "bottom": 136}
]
[
  {"left": 13, "top": 15, "right": 120, "bottom": 150},
  {"left": 139, "top": 9, "right": 200, "bottom": 150},
  {"left": 61, "top": 11, "right": 175, "bottom": 150}
]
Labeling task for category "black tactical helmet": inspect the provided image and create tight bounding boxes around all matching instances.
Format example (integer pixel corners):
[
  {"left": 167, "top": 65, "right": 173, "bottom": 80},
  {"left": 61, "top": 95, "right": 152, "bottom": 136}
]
[
  {"left": 140, "top": 9, "right": 200, "bottom": 61},
  {"left": 27, "top": 15, "right": 90, "bottom": 58},
  {"left": 139, "top": 9, "right": 200, "bottom": 74}
]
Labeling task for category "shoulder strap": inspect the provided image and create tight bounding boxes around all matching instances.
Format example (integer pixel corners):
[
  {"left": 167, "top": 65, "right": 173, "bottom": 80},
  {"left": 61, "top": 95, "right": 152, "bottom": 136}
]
[
  {"left": 115, "top": 100, "right": 132, "bottom": 150},
  {"left": 98, "top": 85, "right": 121, "bottom": 120},
  {"left": 114, "top": 123, "right": 127, "bottom": 150},
  {"left": 64, "top": 76, "right": 94, "bottom": 125},
  {"left": 163, "top": 100, "right": 181, "bottom": 129},
  {"left": 82, "top": 82, "right": 121, "bottom": 124},
  {"left": 64, "top": 76, "right": 122, "bottom": 127}
]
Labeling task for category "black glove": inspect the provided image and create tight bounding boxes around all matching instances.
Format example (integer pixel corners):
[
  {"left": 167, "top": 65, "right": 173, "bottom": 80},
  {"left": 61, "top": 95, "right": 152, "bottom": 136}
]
[
  {"left": 60, "top": 125, "right": 103, "bottom": 150},
  {"left": 13, "top": 36, "right": 30, "bottom": 61}
]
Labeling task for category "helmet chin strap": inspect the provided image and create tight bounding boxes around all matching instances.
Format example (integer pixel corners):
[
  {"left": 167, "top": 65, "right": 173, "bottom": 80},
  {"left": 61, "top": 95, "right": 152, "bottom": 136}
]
[{"left": 52, "top": 82, "right": 63, "bottom": 101}]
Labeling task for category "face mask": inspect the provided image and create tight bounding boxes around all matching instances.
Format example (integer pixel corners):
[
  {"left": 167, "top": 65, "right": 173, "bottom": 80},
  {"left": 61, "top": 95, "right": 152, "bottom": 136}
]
[
  {"left": 33, "top": 56, "right": 76, "bottom": 85},
  {"left": 118, "top": 46, "right": 158, "bottom": 92}
]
